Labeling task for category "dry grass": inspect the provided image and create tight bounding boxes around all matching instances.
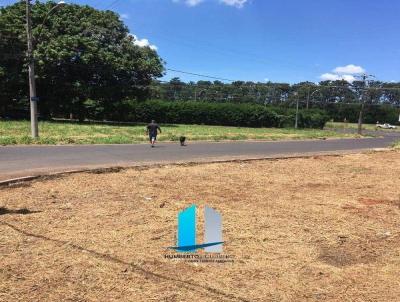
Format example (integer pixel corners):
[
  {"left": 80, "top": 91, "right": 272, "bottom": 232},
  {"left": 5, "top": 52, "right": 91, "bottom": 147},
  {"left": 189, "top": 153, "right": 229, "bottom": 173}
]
[{"left": 1, "top": 151, "right": 400, "bottom": 301}]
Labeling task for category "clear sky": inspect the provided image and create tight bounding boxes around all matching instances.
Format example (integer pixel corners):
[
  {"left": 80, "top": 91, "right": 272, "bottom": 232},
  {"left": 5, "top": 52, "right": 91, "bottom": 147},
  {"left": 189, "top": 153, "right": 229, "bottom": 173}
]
[{"left": 2, "top": 0, "right": 400, "bottom": 83}]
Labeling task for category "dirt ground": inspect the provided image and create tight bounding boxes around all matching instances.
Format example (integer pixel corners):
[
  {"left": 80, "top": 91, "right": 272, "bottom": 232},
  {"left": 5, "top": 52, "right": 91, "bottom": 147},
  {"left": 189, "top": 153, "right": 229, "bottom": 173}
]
[{"left": 1, "top": 151, "right": 399, "bottom": 302}]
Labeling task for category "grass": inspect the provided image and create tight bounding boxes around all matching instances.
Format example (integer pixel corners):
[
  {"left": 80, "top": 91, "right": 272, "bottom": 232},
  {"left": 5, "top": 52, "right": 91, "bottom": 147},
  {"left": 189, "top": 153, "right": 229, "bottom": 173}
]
[
  {"left": 327, "top": 122, "right": 400, "bottom": 149},
  {"left": 0, "top": 120, "right": 357, "bottom": 145},
  {"left": 326, "top": 121, "right": 400, "bottom": 131},
  {"left": 1, "top": 151, "right": 400, "bottom": 301}
]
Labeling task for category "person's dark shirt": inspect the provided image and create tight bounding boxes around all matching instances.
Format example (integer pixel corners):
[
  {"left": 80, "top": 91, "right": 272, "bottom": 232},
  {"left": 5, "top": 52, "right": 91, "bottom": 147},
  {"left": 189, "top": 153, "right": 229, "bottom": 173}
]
[{"left": 147, "top": 123, "right": 161, "bottom": 136}]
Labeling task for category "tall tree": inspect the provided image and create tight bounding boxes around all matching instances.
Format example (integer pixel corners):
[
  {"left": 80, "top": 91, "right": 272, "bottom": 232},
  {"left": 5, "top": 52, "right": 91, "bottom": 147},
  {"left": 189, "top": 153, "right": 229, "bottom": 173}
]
[{"left": 0, "top": 1, "right": 164, "bottom": 119}]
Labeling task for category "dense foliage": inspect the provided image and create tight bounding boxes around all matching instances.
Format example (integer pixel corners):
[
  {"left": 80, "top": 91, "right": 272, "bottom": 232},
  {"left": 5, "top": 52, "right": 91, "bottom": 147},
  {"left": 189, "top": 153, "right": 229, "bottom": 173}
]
[
  {"left": 147, "top": 79, "right": 400, "bottom": 124},
  {"left": 83, "top": 100, "right": 329, "bottom": 129},
  {"left": 0, "top": 1, "right": 163, "bottom": 119},
  {"left": 150, "top": 79, "right": 400, "bottom": 108},
  {"left": 324, "top": 103, "right": 399, "bottom": 124}
]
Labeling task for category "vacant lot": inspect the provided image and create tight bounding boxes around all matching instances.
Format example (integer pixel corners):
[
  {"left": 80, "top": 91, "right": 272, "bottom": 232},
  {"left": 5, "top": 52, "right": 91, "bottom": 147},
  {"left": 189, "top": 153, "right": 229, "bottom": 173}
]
[
  {"left": 0, "top": 120, "right": 356, "bottom": 145},
  {"left": 1, "top": 151, "right": 399, "bottom": 301}
]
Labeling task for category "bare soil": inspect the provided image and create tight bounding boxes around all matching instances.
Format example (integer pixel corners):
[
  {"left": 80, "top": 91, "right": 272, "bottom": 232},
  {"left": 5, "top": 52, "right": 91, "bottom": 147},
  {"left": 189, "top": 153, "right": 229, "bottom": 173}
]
[{"left": 1, "top": 151, "right": 399, "bottom": 302}]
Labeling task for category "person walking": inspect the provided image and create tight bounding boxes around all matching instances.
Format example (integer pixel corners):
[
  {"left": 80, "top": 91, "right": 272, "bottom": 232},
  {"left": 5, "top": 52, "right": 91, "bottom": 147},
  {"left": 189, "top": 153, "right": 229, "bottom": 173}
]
[{"left": 146, "top": 120, "right": 161, "bottom": 148}]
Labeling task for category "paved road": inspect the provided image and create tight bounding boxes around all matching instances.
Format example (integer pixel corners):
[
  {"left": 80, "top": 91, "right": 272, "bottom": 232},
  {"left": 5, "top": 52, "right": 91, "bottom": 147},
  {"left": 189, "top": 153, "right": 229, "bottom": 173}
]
[{"left": 1, "top": 131, "right": 399, "bottom": 181}]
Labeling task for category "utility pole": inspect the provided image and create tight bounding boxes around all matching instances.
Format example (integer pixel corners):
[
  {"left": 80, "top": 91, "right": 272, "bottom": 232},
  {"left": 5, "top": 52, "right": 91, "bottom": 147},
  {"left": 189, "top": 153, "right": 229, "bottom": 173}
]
[
  {"left": 26, "top": 0, "right": 39, "bottom": 138},
  {"left": 357, "top": 74, "right": 374, "bottom": 135},
  {"left": 294, "top": 92, "right": 299, "bottom": 129},
  {"left": 25, "top": 0, "right": 65, "bottom": 138}
]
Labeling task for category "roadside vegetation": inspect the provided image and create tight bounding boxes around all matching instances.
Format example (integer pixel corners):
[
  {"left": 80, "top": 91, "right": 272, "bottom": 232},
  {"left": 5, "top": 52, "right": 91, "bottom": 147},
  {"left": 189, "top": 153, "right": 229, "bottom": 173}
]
[
  {"left": 97, "top": 100, "right": 329, "bottom": 128},
  {"left": 326, "top": 121, "right": 400, "bottom": 131},
  {"left": 0, "top": 120, "right": 358, "bottom": 145}
]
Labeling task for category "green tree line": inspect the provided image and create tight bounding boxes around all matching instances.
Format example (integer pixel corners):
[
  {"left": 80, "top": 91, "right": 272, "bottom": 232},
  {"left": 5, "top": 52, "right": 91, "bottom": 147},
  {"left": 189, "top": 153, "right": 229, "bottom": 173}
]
[
  {"left": 85, "top": 99, "right": 329, "bottom": 129},
  {"left": 150, "top": 78, "right": 400, "bottom": 108}
]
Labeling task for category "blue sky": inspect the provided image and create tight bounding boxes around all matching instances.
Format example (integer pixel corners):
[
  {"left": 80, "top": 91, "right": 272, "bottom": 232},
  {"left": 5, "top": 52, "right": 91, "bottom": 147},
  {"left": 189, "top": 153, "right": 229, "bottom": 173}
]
[{"left": 2, "top": 0, "right": 400, "bottom": 83}]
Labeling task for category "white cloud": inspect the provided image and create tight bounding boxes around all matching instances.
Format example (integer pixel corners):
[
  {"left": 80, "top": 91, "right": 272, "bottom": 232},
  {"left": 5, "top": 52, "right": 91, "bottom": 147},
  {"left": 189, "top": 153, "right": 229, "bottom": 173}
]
[
  {"left": 130, "top": 34, "right": 158, "bottom": 51},
  {"left": 333, "top": 64, "right": 365, "bottom": 75},
  {"left": 320, "top": 64, "right": 365, "bottom": 83},
  {"left": 172, "top": 0, "right": 248, "bottom": 8},
  {"left": 320, "top": 73, "right": 356, "bottom": 83},
  {"left": 120, "top": 13, "right": 129, "bottom": 20},
  {"left": 264, "top": 78, "right": 269, "bottom": 82},
  {"left": 172, "top": 0, "right": 204, "bottom": 6},
  {"left": 186, "top": 0, "right": 204, "bottom": 6},
  {"left": 220, "top": 0, "right": 248, "bottom": 8},
  {"left": 341, "top": 74, "right": 357, "bottom": 83},
  {"left": 320, "top": 73, "right": 339, "bottom": 81}
]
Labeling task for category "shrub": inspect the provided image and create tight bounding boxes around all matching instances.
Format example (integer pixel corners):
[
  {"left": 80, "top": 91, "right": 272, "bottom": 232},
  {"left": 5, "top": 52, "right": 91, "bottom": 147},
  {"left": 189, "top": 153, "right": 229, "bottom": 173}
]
[
  {"left": 324, "top": 103, "right": 400, "bottom": 124},
  {"left": 106, "top": 100, "right": 329, "bottom": 129}
]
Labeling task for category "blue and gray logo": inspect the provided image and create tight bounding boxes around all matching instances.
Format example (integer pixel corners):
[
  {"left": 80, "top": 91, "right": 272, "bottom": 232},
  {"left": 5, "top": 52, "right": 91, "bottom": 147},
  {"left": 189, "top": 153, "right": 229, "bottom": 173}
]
[{"left": 170, "top": 205, "right": 223, "bottom": 253}]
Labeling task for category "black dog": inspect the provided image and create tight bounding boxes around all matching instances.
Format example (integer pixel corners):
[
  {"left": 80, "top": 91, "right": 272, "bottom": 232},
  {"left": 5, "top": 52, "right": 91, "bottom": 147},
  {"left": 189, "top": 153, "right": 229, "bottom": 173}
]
[{"left": 179, "top": 136, "right": 186, "bottom": 146}]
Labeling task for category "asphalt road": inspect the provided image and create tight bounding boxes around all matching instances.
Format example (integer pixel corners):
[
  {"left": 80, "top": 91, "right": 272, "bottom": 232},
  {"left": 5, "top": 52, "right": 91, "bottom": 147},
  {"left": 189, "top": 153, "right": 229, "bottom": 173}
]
[{"left": 0, "top": 131, "right": 399, "bottom": 181}]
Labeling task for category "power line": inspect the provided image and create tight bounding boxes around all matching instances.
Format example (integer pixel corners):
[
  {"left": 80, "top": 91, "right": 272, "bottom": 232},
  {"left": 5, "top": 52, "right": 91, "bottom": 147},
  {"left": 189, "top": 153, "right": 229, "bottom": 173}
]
[
  {"left": 103, "top": 0, "right": 122, "bottom": 10},
  {"left": 148, "top": 31, "right": 317, "bottom": 73},
  {"left": 2, "top": 52, "right": 400, "bottom": 90},
  {"left": 166, "top": 68, "right": 237, "bottom": 82},
  {"left": 2, "top": 49, "right": 400, "bottom": 89},
  {"left": 0, "top": 3, "right": 389, "bottom": 87}
]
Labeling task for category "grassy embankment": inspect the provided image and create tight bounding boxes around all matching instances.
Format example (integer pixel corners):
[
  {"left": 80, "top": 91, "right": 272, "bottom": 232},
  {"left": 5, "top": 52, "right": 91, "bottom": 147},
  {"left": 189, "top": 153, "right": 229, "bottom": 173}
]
[
  {"left": 326, "top": 121, "right": 400, "bottom": 131},
  {"left": 0, "top": 120, "right": 358, "bottom": 145}
]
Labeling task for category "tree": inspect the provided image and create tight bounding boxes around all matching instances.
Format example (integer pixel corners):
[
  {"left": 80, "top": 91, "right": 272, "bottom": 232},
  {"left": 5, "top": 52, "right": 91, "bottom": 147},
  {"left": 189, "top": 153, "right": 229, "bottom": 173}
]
[
  {"left": 0, "top": 1, "right": 164, "bottom": 119},
  {"left": 0, "top": 2, "right": 27, "bottom": 117}
]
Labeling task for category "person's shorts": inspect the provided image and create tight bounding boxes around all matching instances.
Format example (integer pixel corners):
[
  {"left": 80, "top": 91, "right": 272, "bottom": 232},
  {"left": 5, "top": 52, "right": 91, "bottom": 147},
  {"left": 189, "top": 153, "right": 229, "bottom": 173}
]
[{"left": 149, "top": 134, "right": 157, "bottom": 141}]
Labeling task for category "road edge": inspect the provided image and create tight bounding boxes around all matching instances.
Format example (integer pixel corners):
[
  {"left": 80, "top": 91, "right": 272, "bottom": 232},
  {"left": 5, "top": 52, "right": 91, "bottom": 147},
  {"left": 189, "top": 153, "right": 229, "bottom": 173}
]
[{"left": 0, "top": 148, "right": 392, "bottom": 188}]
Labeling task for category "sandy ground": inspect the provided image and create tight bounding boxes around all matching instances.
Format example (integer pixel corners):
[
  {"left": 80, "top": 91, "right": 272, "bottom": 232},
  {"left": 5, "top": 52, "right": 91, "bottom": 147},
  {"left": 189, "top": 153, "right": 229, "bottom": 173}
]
[{"left": 1, "top": 151, "right": 399, "bottom": 302}]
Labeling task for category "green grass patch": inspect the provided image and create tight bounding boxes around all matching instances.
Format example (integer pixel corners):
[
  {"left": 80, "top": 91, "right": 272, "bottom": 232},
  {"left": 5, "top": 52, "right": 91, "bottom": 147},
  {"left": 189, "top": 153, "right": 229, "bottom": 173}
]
[{"left": 0, "top": 120, "right": 358, "bottom": 146}]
